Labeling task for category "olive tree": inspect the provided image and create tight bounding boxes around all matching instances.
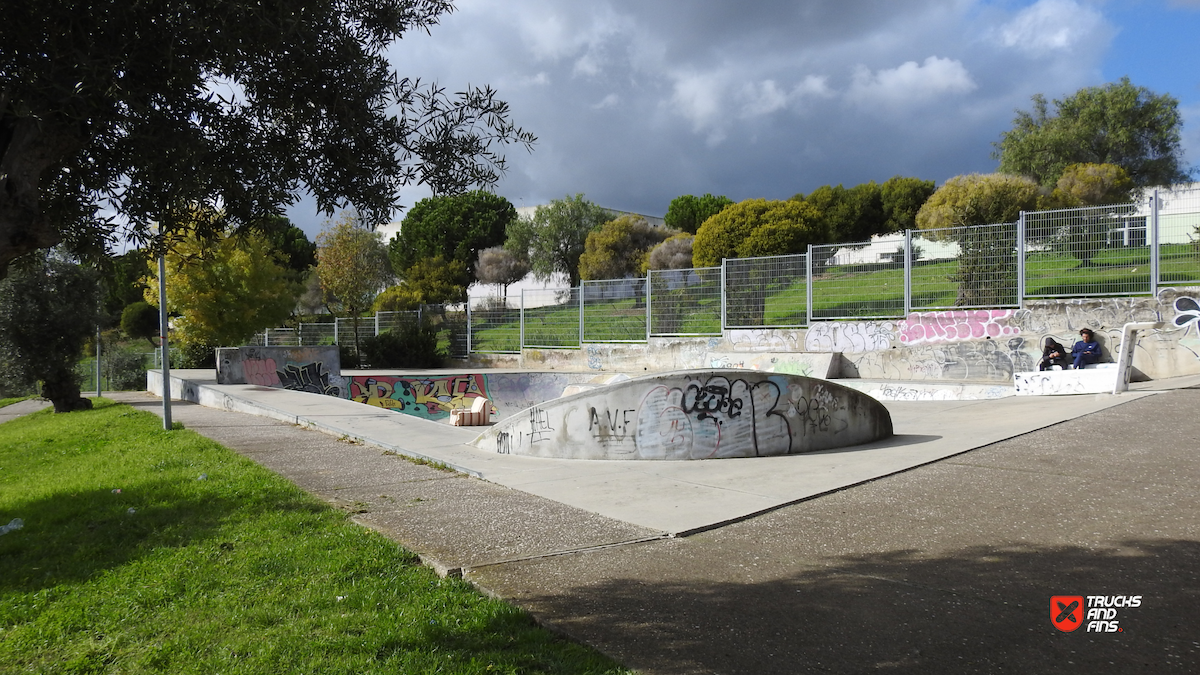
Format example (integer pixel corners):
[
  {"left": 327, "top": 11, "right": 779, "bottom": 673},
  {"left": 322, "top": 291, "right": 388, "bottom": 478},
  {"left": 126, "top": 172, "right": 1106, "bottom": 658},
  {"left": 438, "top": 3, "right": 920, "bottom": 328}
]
[{"left": 0, "top": 0, "right": 535, "bottom": 277}]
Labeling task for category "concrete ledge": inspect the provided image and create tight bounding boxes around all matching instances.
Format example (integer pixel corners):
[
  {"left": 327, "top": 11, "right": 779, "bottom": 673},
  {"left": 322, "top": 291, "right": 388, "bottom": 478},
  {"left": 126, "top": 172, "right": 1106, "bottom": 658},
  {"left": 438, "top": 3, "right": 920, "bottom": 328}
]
[
  {"left": 1014, "top": 364, "right": 1118, "bottom": 396},
  {"left": 705, "top": 352, "right": 838, "bottom": 378}
]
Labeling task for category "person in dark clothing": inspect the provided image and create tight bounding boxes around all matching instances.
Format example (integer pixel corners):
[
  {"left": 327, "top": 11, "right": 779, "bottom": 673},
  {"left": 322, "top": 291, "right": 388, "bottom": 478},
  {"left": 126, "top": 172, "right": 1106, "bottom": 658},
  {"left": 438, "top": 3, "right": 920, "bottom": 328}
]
[
  {"left": 1071, "top": 328, "right": 1101, "bottom": 369},
  {"left": 1039, "top": 337, "right": 1070, "bottom": 371}
]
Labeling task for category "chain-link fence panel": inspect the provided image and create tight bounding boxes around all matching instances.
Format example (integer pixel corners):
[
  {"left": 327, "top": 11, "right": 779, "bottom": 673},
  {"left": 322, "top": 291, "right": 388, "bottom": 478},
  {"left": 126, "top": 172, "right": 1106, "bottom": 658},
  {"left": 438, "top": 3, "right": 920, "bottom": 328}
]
[
  {"left": 262, "top": 327, "right": 299, "bottom": 346},
  {"left": 521, "top": 288, "right": 580, "bottom": 348},
  {"left": 908, "top": 233, "right": 961, "bottom": 310},
  {"left": 77, "top": 351, "right": 158, "bottom": 392},
  {"left": 1156, "top": 186, "right": 1200, "bottom": 287},
  {"left": 1023, "top": 202, "right": 1148, "bottom": 297},
  {"left": 467, "top": 295, "right": 521, "bottom": 353},
  {"left": 433, "top": 305, "right": 469, "bottom": 360},
  {"left": 810, "top": 240, "right": 905, "bottom": 319},
  {"left": 581, "top": 279, "right": 648, "bottom": 342},
  {"left": 724, "top": 254, "right": 807, "bottom": 328},
  {"left": 648, "top": 267, "right": 721, "bottom": 336},
  {"left": 376, "top": 310, "right": 420, "bottom": 335},
  {"left": 298, "top": 322, "right": 336, "bottom": 346}
]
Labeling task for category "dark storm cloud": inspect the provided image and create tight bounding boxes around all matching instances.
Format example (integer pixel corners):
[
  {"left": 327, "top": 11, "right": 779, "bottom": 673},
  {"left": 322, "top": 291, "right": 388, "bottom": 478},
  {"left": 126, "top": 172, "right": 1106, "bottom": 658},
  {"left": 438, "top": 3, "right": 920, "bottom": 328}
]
[{"left": 289, "top": 0, "right": 1125, "bottom": 234}]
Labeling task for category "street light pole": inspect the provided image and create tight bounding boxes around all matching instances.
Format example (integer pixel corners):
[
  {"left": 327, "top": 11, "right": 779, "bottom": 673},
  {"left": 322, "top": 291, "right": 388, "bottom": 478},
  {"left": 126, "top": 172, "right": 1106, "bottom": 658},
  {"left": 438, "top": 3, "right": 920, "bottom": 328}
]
[{"left": 158, "top": 240, "right": 173, "bottom": 431}]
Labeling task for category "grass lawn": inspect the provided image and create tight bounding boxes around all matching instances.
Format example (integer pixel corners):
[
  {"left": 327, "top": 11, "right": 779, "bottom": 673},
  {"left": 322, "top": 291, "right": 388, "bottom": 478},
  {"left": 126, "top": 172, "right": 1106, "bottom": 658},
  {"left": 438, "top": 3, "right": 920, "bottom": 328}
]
[
  {"left": 0, "top": 400, "right": 629, "bottom": 675},
  {"left": 0, "top": 397, "right": 35, "bottom": 409}
]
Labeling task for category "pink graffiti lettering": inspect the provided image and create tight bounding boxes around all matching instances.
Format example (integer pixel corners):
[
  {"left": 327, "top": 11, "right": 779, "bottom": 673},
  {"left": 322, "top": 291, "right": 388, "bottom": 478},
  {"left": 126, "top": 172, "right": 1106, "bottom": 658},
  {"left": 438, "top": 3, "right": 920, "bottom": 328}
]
[
  {"left": 898, "top": 310, "right": 1018, "bottom": 345},
  {"left": 243, "top": 358, "right": 281, "bottom": 387}
]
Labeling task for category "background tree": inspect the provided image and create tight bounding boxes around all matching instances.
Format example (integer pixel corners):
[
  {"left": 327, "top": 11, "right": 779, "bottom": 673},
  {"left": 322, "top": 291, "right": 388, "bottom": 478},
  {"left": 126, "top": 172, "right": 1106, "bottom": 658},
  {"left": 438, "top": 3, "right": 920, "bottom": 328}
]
[
  {"left": 316, "top": 214, "right": 393, "bottom": 359},
  {"left": 474, "top": 246, "right": 529, "bottom": 299},
  {"left": 250, "top": 216, "right": 317, "bottom": 285},
  {"left": 664, "top": 194, "right": 734, "bottom": 235},
  {"left": 579, "top": 215, "right": 676, "bottom": 280},
  {"left": 692, "top": 199, "right": 825, "bottom": 267},
  {"left": 647, "top": 234, "right": 695, "bottom": 270},
  {"left": 388, "top": 191, "right": 516, "bottom": 286},
  {"left": 120, "top": 301, "right": 161, "bottom": 347},
  {"left": 694, "top": 199, "right": 825, "bottom": 325},
  {"left": 99, "top": 248, "right": 152, "bottom": 324},
  {"left": 1026, "top": 163, "right": 1136, "bottom": 267},
  {"left": 796, "top": 183, "right": 886, "bottom": 243},
  {"left": 880, "top": 176, "right": 937, "bottom": 232},
  {"left": 0, "top": 0, "right": 535, "bottom": 278},
  {"left": 504, "top": 194, "right": 611, "bottom": 287},
  {"left": 994, "top": 78, "right": 1191, "bottom": 189},
  {"left": 917, "top": 173, "right": 1042, "bottom": 306},
  {"left": 0, "top": 252, "right": 100, "bottom": 411},
  {"left": 373, "top": 256, "right": 468, "bottom": 312},
  {"left": 143, "top": 228, "right": 300, "bottom": 350}
]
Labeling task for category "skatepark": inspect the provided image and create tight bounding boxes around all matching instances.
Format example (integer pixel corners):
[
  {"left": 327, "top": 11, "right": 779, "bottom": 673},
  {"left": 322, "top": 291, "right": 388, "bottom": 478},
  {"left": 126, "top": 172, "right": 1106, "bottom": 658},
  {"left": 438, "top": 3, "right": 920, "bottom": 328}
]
[{"left": 121, "top": 361, "right": 1200, "bottom": 672}]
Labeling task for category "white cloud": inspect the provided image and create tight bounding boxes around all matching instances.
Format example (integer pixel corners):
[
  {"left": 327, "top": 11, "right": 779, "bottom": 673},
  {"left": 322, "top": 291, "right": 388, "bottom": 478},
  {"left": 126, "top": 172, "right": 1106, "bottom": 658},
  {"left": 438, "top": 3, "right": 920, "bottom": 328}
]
[
  {"left": 739, "top": 80, "right": 789, "bottom": 118},
  {"left": 846, "top": 56, "right": 976, "bottom": 107},
  {"left": 670, "top": 71, "right": 727, "bottom": 133},
  {"left": 995, "top": 0, "right": 1105, "bottom": 56},
  {"left": 592, "top": 93, "right": 620, "bottom": 109}
]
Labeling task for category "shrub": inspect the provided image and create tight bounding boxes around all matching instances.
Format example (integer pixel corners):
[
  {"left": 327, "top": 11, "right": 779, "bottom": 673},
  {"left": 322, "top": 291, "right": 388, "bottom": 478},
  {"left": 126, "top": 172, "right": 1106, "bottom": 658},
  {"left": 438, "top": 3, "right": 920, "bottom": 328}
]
[
  {"left": 359, "top": 322, "right": 443, "bottom": 368},
  {"left": 174, "top": 340, "right": 218, "bottom": 369}
]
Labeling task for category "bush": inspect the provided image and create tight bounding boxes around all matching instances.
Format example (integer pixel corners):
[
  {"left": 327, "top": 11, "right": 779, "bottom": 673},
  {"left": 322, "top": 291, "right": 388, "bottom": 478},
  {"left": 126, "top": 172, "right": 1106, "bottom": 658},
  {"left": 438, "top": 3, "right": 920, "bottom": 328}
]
[
  {"left": 107, "top": 351, "right": 151, "bottom": 391},
  {"left": 120, "top": 301, "right": 160, "bottom": 346},
  {"left": 359, "top": 322, "right": 443, "bottom": 368},
  {"left": 174, "top": 340, "right": 218, "bottom": 369}
]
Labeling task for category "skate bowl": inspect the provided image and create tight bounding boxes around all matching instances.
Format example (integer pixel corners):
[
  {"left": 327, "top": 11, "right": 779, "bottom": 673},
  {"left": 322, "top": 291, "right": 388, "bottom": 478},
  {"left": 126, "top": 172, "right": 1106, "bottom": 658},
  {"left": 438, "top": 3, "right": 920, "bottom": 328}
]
[{"left": 473, "top": 369, "right": 893, "bottom": 460}]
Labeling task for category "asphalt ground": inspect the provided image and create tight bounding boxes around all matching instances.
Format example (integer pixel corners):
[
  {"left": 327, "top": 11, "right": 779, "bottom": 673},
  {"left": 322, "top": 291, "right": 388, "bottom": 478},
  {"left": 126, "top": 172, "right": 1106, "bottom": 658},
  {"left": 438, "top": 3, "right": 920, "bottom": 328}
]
[{"left": 9, "top": 385, "right": 1199, "bottom": 674}]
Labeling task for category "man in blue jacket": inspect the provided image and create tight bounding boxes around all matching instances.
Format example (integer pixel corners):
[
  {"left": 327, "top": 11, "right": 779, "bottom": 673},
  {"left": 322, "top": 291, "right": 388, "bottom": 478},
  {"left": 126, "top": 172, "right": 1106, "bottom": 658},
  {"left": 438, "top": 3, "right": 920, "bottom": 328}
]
[{"left": 1071, "top": 328, "right": 1101, "bottom": 369}]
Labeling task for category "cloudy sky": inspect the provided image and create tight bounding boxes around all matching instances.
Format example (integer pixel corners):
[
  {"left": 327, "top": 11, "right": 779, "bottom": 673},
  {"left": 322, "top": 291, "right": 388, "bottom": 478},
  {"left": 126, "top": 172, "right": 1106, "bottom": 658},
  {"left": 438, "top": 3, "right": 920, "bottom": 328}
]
[{"left": 289, "top": 0, "right": 1200, "bottom": 237}]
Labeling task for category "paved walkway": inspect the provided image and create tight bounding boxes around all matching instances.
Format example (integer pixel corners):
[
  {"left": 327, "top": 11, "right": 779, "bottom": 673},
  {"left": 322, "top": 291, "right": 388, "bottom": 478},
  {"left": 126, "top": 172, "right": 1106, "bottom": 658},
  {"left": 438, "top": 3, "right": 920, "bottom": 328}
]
[{"left": 11, "top": 375, "right": 1199, "bottom": 673}]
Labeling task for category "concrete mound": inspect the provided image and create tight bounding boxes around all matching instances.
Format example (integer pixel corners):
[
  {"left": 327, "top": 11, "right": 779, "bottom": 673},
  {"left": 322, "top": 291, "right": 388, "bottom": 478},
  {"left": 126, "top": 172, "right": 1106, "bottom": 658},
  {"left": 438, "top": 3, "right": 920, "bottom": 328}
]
[{"left": 473, "top": 369, "right": 893, "bottom": 460}]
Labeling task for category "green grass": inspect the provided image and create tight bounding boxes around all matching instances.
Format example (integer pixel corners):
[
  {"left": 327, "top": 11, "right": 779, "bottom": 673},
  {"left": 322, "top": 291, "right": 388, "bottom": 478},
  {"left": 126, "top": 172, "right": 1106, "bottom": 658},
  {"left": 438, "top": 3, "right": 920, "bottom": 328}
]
[
  {"left": 0, "top": 400, "right": 630, "bottom": 675},
  {"left": 463, "top": 244, "right": 1200, "bottom": 344},
  {"left": 0, "top": 396, "right": 36, "bottom": 409}
]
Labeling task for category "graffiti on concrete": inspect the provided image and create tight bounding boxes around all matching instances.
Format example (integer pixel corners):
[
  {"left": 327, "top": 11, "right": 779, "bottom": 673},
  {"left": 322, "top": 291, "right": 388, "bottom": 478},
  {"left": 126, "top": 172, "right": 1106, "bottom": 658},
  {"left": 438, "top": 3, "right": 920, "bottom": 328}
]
[
  {"left": 727, "top": 329, "right": 802, "bottom": 352},
  {"left": 1173, "top": 296, "right": 1200, "bottom": 328},
  {"left": 243, "top": 358, "right": 282, "bottom": 387},
  {"left": 804, "top": 321, "right": 895, "bottom": 352},
  {"left": 852, "top": 337, "right": 1033, "bottom": 381},
  {"left": 350, "top": 374, "right": 490, "bottom": 419},
  {"left": 635, "top": 375, "right": 793, "bottom": 459},
  {"left": 475, "top": 370, "right": 892, "bottom": 460},
  {"left": 898, "top": 310, "right": 1019, "bottom": 345},
  {"left": 278, "top": 362, "right": 343, "bottom": 397}
]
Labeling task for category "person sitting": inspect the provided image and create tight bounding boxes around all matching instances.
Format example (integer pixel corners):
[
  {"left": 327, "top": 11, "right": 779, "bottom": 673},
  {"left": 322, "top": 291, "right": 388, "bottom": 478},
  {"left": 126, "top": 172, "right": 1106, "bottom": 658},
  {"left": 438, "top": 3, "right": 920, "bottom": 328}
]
[
  {"left": 1071, "top": 328, "right": 1101, "bottom": 369},
  {"left": 1039, "top": 337, "right": 1070, "bottom": 371}
]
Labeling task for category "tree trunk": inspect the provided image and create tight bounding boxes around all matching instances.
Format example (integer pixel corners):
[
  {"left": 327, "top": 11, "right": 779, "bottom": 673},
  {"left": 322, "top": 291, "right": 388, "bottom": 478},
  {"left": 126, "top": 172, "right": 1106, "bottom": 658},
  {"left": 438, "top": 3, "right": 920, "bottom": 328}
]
[{"left": 41, "top": 369, "right": 93, "bottom": 413}]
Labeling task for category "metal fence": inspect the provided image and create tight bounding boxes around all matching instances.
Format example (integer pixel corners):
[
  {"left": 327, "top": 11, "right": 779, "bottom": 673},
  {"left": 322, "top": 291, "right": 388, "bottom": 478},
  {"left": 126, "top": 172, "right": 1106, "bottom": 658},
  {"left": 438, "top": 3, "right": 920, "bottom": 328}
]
[
  {"left": 725, "top": 254, "right": 807, "bottom": 328},
  {"left": 581, "top": 278, "right": 647, "bottom": 342},
  {"left": 244, "top": 186, "right": 1199, "bottom": 357}
]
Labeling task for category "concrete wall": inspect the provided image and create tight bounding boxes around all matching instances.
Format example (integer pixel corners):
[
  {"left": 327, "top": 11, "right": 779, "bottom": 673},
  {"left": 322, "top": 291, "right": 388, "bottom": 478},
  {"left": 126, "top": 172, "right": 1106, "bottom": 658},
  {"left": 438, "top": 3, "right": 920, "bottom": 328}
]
[
  {"left": 468, "top": 289, "right": 1200, "bottom": 384},
  {"left": 215, "top": 346, "right": 347, "bottom": 397},
  {"left": 473, "top": 370, "right": 893, "bottom": 460}
]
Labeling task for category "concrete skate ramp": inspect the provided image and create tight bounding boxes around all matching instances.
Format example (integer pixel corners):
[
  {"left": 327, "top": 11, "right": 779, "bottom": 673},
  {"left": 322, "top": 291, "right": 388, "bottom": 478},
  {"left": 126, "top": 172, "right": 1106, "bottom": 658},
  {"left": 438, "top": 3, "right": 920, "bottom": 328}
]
[{"left": 473, "top": 369, "right": 892, "bottom": 460}]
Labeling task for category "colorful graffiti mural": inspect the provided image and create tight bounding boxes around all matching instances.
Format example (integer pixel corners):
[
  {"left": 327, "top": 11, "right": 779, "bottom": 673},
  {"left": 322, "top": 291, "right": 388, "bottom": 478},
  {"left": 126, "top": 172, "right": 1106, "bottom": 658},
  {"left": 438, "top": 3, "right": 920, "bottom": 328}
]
[{"left": 349, "top": 374, "right": 493, "bottom": 419}]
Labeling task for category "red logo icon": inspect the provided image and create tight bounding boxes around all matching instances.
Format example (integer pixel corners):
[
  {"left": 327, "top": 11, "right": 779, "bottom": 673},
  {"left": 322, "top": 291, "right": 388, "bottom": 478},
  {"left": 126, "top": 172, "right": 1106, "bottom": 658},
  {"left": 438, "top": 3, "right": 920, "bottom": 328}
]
[{"left": 1051, "top": 596, "right": 1084, "bottom": 632}]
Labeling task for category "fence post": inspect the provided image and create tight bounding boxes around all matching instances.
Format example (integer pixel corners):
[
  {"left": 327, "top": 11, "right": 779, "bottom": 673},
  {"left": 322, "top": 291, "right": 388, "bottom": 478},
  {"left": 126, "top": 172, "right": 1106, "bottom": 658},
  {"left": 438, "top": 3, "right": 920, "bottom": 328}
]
[
  {"left": 374, "top": 311, "right": 381, "bottom": 337},
  {"left": 466, "top": 299, "right": 472, "bottom": 354},
  {"left": 720, "top": 259, "right": 728, "bottom": 330},
  {"left": 519, "top": 289, "right": 526, "bottom": 351},
  {"left": 578, "top": 284, "right": 585, "bottom": 345},
  {"left": 1150, "top": 189, "right": 1160, "bottom": 296},
  {"left": 333, "top": 320, "right": 339, "bottom": 345},
  {"left": 645, "top": 271, "right": 653, "bottom": 340},
  {"left": 1016, "top": 212, "right": 1026, "bottom": 308},
  {"left": 805, "top": 245, "right": 814, "bottom": 327},
  {"left": 903, "top": 230, "right": 913, "bottom": 316}
]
